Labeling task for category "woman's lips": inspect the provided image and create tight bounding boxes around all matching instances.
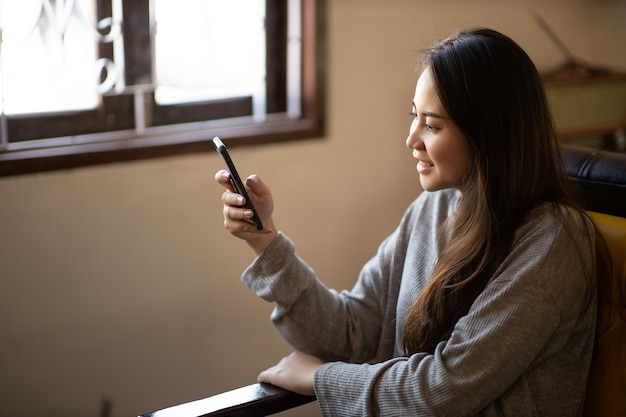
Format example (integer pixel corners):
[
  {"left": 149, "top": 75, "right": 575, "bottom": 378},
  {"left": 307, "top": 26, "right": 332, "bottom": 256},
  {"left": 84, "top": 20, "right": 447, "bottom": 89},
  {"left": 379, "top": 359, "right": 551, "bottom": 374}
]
[{"left": 417, "top": 159, "right": 434, "bottom": 174}]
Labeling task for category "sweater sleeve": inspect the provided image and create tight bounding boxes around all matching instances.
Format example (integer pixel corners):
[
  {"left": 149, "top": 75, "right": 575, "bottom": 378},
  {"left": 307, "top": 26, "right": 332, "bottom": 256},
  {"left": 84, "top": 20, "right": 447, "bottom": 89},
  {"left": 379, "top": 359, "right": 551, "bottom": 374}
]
[
  {"left": 314, "top": 207, "right": 596, "bottom": 416},
  {"left": 240, "top": 190, "right": 451, "bottom": 363},
  {"left": 241, "top": 225, "right": 404, "bottom": 362}
]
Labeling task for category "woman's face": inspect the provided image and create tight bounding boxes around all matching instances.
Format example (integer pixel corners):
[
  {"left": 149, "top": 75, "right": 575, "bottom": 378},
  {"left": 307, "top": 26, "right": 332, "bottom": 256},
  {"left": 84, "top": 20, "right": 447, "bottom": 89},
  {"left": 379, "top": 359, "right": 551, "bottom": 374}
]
[{"left": 406, "top": 68, "right": 471, "bottom": 192}]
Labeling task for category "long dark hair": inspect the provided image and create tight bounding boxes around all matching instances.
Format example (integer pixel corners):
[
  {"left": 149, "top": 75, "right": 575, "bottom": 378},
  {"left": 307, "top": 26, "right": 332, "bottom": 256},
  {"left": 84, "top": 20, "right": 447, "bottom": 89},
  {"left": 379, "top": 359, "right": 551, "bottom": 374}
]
[{"left": 402, "top": 28, "right": 574, "bottom": 354}]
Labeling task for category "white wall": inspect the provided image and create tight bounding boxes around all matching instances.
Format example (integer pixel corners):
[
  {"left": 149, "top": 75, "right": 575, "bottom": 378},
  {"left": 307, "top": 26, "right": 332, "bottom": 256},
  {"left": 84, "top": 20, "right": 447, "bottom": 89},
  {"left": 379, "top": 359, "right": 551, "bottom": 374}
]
[{"left": 0, "top": 1, "right": 624, "bottom": 416}]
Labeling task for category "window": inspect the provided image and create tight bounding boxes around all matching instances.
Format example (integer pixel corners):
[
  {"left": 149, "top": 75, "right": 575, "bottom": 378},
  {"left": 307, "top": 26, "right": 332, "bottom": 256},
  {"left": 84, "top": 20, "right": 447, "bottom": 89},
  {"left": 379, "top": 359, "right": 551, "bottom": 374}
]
[{"left": 0, "top": 0, "right": 325, "bottom": 176}]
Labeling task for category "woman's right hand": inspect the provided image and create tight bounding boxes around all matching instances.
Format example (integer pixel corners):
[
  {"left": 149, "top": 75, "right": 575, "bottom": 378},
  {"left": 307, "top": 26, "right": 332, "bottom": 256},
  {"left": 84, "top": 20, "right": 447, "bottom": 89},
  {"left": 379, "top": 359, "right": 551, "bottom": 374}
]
[{"left": 215, "top": 170, "right": 277, "bottom": 255}]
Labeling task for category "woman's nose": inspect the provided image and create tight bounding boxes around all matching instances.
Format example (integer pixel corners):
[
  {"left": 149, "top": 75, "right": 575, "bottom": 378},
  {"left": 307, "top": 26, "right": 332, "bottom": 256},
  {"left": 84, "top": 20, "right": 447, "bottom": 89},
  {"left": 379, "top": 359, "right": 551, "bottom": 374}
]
[
  {"left": 405, "top": 134, "right": 413, "bottom": 149},
  {"left": 406, "top": 125, "right": 422, "bottom": 150}
]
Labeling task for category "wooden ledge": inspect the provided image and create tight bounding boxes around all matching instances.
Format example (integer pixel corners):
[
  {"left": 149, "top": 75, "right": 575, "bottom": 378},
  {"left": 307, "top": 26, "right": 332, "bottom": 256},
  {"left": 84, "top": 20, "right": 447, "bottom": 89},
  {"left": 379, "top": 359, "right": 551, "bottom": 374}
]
[{"left": 140, "top": 383, "right": 316, "bottom": 417}]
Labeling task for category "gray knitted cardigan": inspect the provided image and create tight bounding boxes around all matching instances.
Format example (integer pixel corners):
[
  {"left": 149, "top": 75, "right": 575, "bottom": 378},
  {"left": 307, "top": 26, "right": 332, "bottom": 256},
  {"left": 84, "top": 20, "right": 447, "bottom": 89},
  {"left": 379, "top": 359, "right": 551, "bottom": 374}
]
[{"left": 242, "top": 189, "right": 596, "bottom": 416}]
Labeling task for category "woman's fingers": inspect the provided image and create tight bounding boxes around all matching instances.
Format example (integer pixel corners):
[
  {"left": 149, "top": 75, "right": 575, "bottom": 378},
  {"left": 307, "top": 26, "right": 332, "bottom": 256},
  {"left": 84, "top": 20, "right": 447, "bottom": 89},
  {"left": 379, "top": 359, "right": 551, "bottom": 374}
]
[
  {"left": 214, "top": 170, "right": 276, "bottom": 253},
  {"left": 214, "top": 169, "right": 235, "bottom": 192},
  {"left": 222, "top": 195, "right": 255, "bottom": 223},
  {"left": 244, "top": 174, "right": 270, "bottom": 199},
  {"left": 221, "top": 189, "right": 247, "bottom": 207}
]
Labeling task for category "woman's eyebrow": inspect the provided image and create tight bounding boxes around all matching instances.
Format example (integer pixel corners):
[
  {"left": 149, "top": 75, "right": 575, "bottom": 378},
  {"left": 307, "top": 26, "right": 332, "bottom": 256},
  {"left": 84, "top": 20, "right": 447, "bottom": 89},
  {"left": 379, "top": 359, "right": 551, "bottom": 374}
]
[
  {"left": 423, "top": 111, "right": 448, "bottom": 119},
  {"left": 411, "top": 101, "right": 448, "bottom": 119}
]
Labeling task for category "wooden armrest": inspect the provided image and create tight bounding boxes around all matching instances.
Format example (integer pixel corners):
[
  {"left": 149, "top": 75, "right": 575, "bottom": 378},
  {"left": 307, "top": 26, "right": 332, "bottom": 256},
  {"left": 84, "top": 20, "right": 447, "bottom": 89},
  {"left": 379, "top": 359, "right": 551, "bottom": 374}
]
[{"left": 139, "top": 383, "right": 316, "bottom": 417}]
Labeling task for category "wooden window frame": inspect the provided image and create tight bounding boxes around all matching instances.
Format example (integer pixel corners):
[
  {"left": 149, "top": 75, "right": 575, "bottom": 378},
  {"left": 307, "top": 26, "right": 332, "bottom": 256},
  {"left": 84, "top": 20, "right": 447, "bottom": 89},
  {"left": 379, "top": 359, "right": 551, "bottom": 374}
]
[{"left": 0, "top": 0, "right": 326, "bottom": 177}]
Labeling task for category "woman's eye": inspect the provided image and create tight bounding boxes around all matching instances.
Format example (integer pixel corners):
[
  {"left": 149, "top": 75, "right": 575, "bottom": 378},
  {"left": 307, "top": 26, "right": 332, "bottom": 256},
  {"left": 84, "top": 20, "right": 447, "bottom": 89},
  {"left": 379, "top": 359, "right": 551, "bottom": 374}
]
[{"left": 409, "top": 111, "right": 439, "bottom": 131}]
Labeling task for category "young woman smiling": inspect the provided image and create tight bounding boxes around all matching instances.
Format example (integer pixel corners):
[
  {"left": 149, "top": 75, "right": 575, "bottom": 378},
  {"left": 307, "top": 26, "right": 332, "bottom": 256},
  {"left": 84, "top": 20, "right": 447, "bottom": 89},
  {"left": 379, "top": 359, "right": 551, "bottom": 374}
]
[{"left": 215, "top": 28, "right": 602, "bottom": 416}]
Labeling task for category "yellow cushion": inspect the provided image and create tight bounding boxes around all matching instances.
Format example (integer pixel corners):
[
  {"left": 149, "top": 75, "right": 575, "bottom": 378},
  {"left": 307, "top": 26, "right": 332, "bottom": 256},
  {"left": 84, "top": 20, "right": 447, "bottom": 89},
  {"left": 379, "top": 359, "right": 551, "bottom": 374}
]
[{"left": 584, "top": 211, "right": 626, "bottom": 417}]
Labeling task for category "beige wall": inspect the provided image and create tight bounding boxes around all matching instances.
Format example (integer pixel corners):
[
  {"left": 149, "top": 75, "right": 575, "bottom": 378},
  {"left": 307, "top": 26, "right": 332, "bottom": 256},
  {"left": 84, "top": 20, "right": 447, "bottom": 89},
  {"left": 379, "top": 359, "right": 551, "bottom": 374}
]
[{"left": 1, "top": 1, "right": 624, "bottom": 416}]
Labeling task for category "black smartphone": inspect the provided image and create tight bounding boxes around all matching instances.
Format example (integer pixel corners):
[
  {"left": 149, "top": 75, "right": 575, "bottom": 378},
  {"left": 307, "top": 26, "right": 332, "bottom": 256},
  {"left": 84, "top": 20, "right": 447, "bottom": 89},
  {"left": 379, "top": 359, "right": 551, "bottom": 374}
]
[{"left": 212, "top": 137, "right": 264, "bottom": 230}]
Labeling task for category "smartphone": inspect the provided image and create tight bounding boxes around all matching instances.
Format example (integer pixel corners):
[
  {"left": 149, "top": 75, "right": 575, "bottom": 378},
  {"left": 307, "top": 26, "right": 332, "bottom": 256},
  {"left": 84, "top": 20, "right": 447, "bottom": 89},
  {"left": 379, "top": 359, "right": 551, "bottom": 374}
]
[{"left": 212, "top": 137, "right": 264, "bottom": 230}]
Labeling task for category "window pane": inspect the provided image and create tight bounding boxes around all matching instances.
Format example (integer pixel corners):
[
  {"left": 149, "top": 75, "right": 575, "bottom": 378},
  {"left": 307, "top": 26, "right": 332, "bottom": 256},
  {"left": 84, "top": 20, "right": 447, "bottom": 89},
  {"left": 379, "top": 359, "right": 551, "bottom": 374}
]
[
  {"left": 0, "top": 0, "right": 98, "bottom": 115},
  {"left": 0, "top": 0, "right": 325, "bottom": 177},
  {"left": 154, "top": 0, "right": 266, "bottom": 118}
]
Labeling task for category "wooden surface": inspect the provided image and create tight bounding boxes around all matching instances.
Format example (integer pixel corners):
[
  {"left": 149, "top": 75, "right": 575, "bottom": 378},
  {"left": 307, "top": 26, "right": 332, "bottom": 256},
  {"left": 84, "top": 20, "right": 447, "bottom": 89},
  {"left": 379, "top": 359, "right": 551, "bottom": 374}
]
[{"left": 140, "top": 383, "right": 316, "bottom": 417}]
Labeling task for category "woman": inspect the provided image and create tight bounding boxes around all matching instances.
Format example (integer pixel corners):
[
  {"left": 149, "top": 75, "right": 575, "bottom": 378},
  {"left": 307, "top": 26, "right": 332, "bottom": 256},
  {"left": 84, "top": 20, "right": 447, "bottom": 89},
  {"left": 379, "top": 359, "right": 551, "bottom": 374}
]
[{"left": 215, "top": 28, "right": 598, "bottom": 416}]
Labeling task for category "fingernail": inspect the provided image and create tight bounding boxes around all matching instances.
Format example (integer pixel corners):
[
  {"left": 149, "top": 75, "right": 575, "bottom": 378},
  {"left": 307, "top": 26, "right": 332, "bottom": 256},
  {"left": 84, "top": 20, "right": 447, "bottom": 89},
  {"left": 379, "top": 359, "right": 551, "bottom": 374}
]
[
  {"left": 243, "top": 209, "right": 253, "bottom": 218},
  {"left": 237, "top": 196, "right": 245, "bottom": 205}
]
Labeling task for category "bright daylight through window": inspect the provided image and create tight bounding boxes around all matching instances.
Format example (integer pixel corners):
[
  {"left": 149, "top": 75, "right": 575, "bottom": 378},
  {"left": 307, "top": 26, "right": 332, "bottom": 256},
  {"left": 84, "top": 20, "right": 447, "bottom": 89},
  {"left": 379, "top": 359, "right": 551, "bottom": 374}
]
[{"left": 0, "top": 0, "right": 324, "bottom": 176}]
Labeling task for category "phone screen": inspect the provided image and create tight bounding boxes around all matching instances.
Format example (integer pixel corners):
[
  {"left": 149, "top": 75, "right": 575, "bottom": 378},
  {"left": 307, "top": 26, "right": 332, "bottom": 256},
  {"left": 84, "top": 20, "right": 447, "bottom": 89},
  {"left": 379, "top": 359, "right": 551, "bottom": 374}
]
[{"left": 212, "top": 137, "right": 264, "bottom": 230}]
